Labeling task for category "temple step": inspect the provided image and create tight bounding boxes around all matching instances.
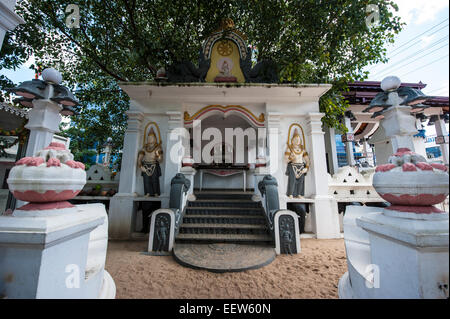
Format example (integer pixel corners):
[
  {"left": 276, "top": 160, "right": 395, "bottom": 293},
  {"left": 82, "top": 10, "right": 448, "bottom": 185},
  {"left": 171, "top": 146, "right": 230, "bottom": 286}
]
[
  {"left": 175, "top": 233, "right": 273, "bottom": 244},
  {"left": 180, "top": 223, "right": 267, "bottom": 230},
  {"left": 194, "top": 192, "right": 254, "bottom": 200},
  {"left": 185, "top": 207, "right": 263, "bottom": 216},
  {"left": 188, "top": 200, "right": 261, "bottom": 208},
  {"left": 176, "top": 191, "right": 273, "bottom": 245},
  {"left": 183, "top": 214, "right": 266, "bottom": 225}
]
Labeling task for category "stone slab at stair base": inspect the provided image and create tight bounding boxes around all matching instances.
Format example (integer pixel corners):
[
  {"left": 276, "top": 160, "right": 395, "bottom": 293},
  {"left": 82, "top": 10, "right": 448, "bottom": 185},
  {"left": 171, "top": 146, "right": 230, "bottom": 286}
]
[
  {"left": 0, "top": 204, "right": 114, "bottom": 299},
  {"left": 173, "top": 243, "right": 276, "bottom": 273},
  {"left": 356, "top": 210, "right": 449, "bottom": 299}
]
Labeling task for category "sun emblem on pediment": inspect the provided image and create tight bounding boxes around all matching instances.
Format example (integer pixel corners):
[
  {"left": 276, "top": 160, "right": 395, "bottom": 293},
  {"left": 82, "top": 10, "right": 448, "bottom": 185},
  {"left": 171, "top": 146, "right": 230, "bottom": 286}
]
[{"left": 217, "top": 40, "right": 233, "bottom": 56}]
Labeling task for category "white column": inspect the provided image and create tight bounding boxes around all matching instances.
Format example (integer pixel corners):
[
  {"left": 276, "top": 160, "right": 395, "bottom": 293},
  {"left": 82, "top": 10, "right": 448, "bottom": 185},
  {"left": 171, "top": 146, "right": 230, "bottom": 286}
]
[
  {"left": 435, "top": 116, "right": 449, "bottom": 165},
  {"left": 305, "top": 113, "right": 340, "bottom": 239},
  {"left": 265, "top": 112, "right": 284, "bottom": 203},
  {"left": 344, "top": 117, "right": 356, "bottom": 166},
  {"left": 109, "top": 111, "right": 143, "bottom": 239},
  {"left": 118, "top": 111, "right": 144, "bottom": 194},
  {"left": 162, "top": 111, "right": 183, "bottom": 205},
  {"left": 0, "top": 0, "right": 25, "bottom": 52},
  {"left": 380, "top": 102, "right": 417, "bottom": 152},
  {"left": 25, "top": 99, "right": 62, "bottom": 157}
]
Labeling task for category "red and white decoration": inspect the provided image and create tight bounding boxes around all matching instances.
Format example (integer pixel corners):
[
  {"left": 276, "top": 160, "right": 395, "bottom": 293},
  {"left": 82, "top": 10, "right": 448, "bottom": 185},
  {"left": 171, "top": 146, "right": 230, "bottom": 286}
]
[
  {"left": 7, "top": 142, "right": 86, "bottom": 210},
  {"left": 373, "top": 148, "right": 449, "bottom": 216}
]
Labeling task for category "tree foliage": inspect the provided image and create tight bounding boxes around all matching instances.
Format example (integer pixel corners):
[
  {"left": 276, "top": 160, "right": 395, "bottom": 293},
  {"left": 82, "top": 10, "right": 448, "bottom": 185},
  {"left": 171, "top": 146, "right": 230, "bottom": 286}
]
[{"left": 2, "top": 0, "right": 403, "bottom": 161}]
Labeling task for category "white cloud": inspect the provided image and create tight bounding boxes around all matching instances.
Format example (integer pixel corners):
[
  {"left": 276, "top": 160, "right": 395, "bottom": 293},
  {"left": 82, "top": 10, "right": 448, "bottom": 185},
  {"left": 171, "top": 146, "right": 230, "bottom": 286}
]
[
  {"left": 394, "top": 0, "right": 449, "bottom": 25},
  {"left": 420, "top": 35, "right": 436, "bottom": 47}
]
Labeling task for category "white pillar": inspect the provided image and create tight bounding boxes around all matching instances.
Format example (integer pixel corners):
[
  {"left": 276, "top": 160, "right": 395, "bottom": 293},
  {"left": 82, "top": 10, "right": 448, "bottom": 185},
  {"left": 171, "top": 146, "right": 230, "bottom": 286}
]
[
  {"left": 25, "top": 99, "right": 62, "bottom": 156},
  {"left": 118, "top": 111, "right": 144, "bottom": 194},
  {"left": 266, "top": 112, "right": 284, "bottom": 203},
  {"left": 0, "top": 0, "right": 25, "bottom": 52},
  {"left": 380, "top": 98, "right": 417, "bottom": 152},
  {"left": 162, "top": 111, "right": 183, "bottom": 206},
  {"left": 109, "top": 111, "right": 143, "bottom": 239},
  {"left": 435, "top": 116, "right": 449, "bottom": 165},
  {"left": 344, "top": 117, "right": 356, "bottom": 166},
  {"left": 305, "top": 113, "right": 340, "bottom": 239}
]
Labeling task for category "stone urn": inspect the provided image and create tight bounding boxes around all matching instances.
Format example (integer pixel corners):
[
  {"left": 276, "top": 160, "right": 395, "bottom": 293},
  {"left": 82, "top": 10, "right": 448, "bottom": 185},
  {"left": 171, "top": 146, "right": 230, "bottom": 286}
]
[
  {"left": 373, "top": 148, "right": 449, "bottom": 216},
  {"left": 7, "top": 142, "right": 86, "bottom": 210}
]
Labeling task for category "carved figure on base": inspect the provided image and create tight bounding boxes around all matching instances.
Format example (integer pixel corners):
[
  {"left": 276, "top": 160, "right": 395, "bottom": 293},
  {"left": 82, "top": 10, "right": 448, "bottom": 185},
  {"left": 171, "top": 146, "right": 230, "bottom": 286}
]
[
  {"left": 285, "top": 128, "right": 310, "bottom": 198},
  {"left": 138, "top": 127, "right": 163, "bottom": 197}
]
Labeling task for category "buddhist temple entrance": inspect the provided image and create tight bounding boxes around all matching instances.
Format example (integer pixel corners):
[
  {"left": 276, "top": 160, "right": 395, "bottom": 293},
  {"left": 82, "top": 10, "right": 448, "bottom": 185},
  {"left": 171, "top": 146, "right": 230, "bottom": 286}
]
[{"left": 183, "top": 106, "right": 264, "bottom": 190}]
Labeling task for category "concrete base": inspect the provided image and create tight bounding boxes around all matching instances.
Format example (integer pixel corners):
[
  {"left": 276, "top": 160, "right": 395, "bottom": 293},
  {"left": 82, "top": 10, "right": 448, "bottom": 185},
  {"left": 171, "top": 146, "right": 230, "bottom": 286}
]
[
  {"left": 0, "top": 203, "right": 116, "bottom": 299},
  {"left": 339, "top": 205, "right": 449, "bottom": 299}
]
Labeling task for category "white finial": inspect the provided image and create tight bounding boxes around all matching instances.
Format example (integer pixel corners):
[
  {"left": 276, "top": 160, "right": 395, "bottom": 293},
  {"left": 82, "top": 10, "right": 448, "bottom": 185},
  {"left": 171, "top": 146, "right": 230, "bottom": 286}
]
[
  {"left": 42, "top": 68, "right": 62, "bottom": 84},
  {"left": 381, "top": 76, "right": 401, "bottom": 92}
]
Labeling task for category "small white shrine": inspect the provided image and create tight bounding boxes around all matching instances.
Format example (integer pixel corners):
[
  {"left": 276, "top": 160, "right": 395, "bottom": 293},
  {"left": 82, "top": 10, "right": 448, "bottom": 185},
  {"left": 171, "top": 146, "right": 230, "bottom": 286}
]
[{"left": 109, "top": 21, "right": 341, "bottom": 241}]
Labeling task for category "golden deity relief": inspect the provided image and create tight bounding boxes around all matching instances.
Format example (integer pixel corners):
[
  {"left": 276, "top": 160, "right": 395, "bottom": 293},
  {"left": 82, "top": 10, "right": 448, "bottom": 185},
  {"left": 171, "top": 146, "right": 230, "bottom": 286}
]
[
  {"left": 138, "top": 125, "right": 163, "bottom": 197},
  {"left": 285, "top": 125, "right": 310, "bottom": 199}
]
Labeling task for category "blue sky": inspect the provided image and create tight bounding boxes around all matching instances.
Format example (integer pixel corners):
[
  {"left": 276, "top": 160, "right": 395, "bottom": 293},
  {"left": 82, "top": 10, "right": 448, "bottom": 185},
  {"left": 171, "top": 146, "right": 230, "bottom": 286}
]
[
  {"left": 1, "top": 1, "right": 449, "bottom": 96},
  {"left": 366, "top": 0, "right": 449, "bottom": 97}
]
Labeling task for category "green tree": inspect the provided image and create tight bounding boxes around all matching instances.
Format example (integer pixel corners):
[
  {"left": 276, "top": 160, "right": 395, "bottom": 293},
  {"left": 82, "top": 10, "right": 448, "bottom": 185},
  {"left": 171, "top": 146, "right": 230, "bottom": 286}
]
[{"left": 2, "top": 0, "right": 402, "bottom": 160}]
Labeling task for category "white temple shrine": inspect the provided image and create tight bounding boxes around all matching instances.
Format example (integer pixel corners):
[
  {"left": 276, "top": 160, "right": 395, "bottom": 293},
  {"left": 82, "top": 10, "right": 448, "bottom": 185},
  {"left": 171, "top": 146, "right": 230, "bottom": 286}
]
[
  {"left": 0, "top": 13, "right": 448, "bottom": 296},
  {"left": 109, "top": 20, "right": 342, "bottom": 244}
]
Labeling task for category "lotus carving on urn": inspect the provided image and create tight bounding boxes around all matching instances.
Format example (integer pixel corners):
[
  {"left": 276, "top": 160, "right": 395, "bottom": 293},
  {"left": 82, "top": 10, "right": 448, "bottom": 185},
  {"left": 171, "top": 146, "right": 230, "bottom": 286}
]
[
  {"left": 7, "top": 142, "right": 86, "bottom": 210},
  {"left": 373, "top": 148, "right": 449, "bottom": 214}
]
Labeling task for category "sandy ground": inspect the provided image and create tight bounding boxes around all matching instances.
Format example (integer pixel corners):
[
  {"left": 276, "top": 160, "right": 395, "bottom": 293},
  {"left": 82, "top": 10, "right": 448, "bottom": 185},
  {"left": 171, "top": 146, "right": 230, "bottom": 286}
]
[{"left": 105, "top": 238, "right": 347, "bottom": 299}]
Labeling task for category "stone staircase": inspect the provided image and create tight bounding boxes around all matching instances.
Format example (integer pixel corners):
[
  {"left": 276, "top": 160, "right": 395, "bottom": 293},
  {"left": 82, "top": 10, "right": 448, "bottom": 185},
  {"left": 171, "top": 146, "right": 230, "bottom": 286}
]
[{"left": 175, "top": 190, "right": 274, "bottom": 245}]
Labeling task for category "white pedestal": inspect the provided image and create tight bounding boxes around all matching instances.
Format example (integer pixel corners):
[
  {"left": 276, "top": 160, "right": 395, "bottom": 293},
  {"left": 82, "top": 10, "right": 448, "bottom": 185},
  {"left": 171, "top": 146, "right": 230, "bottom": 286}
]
[
  {"left": 0, "top": 203, "right": 115, "bottom": 299},
  {"left": 356, "top": 210, "right": 449, "bottom": 298}
]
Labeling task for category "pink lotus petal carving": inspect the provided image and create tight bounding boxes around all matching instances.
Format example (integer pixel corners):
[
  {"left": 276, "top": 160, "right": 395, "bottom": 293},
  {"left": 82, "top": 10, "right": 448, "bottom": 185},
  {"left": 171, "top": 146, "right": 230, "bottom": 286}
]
[
  {"left": 47, "top": 158, "right": 61, "bottom": 167},
  {"left": 375, "top": 164, "right": 396, "bottom": 172},
  {"left": 65, "top": 160, "right": 78, "bottom": 168},
  {"left": 415, "top": 162, "right": 433, "bottom": 171},
  {"left": 15, "top": 157, "right": 33, "bottom": 166},
  {"left": 402, "top": 163, "right": 417, "bottom": 172},
  {"left": 27, "top": 157, "right": 45, "bottom": 167},
  {"left": 75, "top": 161, "right": 85, "bottom": 170},
  {"left": 430, "top": 163, "right": 448, "bottom": 172}
]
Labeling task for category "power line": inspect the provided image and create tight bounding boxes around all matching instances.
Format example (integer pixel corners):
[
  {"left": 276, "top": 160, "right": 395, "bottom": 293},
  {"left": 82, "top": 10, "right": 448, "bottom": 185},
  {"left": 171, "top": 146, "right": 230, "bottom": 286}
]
[
  {"left": 399, "top": 54, "right": 449, "bottom": 77},
  {"left": 373, "top": 41, "right": 449, "bottom": 78},
  {"left": 367, "top": 18, "right": 449, "bottom": 72},
  {"left": 427, "top": 86, "right": 450, "bottom": 95},
  {"left": 389, "top": 18, "right": 449, "bottom": 55},
  {"left": 371, "top": 34, "right": 449, "bottom": 77},
  {"left": 387, "top": 25, "right": 448, "bottom": 60}
]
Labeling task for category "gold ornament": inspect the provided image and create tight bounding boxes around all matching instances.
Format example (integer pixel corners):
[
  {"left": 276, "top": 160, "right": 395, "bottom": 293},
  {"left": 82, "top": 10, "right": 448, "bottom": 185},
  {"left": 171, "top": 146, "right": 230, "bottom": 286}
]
[{"left": 217, "top": 40, "right": 233, "bottom": 56}]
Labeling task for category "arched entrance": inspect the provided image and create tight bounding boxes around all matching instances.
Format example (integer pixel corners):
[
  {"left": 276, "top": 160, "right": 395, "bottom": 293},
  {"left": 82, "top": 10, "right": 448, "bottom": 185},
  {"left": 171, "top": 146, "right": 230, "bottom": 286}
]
[{"left": 183, "top": 105, "right": 265, "bottom": 190}]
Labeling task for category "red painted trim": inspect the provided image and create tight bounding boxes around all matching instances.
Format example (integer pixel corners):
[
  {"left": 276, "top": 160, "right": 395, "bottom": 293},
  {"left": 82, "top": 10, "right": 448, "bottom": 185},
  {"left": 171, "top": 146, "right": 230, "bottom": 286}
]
[
  {"left": 385, "top": 205, "right": 443, "bottom": 214},
  {"left": 379, "top": 193, "right": 448, "bottom": 206},
  {"left": 12, "top": 189, "right": 81, "bottom": 202},
  {"left": 18, "top": 201, "right": 75, "bottom": 211}
]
